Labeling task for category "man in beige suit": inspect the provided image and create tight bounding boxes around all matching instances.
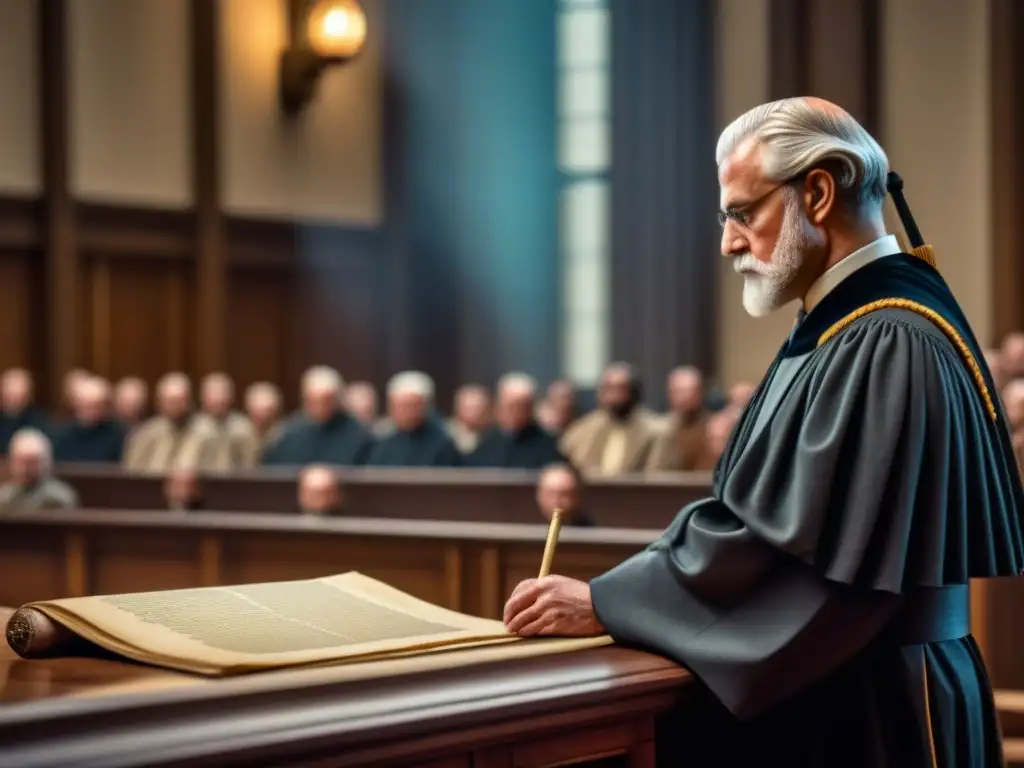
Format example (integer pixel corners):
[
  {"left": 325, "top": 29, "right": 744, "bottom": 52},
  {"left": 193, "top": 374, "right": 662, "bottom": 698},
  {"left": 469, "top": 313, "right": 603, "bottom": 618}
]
[
  {"left": 647, "top": 366, "right": 709, "bottom": 472},
  {"left": 0, "top": 429, "right": 78, "bottom": 511},
  {"left": 189, "top": 373, "right": 259, "bottom": 470},
  {"left": 113, "top": 377, "right": 149, "bottom": 433},
  {"left": 244, "top": 382, "right": 284, "bottom": 456},
  {"left": 123, "top": 373, "right": 214, "bottom": 473},
  {"left": 560, "top": 362, "right": 659, "bottom": 476}
]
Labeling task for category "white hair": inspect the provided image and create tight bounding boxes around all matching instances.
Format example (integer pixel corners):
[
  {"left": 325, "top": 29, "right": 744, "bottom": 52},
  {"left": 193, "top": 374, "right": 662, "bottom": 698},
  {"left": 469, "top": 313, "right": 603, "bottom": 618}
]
[
  {"left": 157, "top": 372, "right": 191, "bottom": 397},
  {"left": 716, "top": 98, "right": 889, "bottom": 209},
  {"left": 387, "top": 371, "right": 435, "bottom": 400},
  {"left": 245, "top": 382, "right": 281, "bottom": 409},
  {"left": 498, "top": 372, "right": 537, "bottom": 398},
  {"left": 302, "top": 366, "right": 343, "bottom": 395},
  {"left": 10, "top": 428, "right": 52, "bottom": 470}
]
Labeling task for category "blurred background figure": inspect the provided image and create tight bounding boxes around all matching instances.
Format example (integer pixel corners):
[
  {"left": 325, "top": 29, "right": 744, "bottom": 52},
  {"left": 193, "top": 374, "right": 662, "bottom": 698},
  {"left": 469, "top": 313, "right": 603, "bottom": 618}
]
[
  {"left": 561, "top": 363, "right": 658, "bottom": 476},
  {"left": 298, "top": 464, "right": 344, "bottom": 516},
  {"left": 0, "top": 429, "right": 78, "bottom": 511},
  {"left": 447, "top": 385, "right": 492, "bottom": 454},
  {"left": 0, "top": 369, "right": 48, "bottom": 455},
  {"left": 647, "top": 366, "right": 708, "bottom": 472},
  {"left": 536, "top": 380, "right": 577, "bottom": 436},
  {"left": 367, "top": 372, "right": 459, "bottom": 467},
  {"left": 113, "top": 377, "right": 149, "bottom": 434},
  {"left": 52, "top": 376, "right": 124, "bottom": 463},
  {"left": 1003, "top": 379, "right": 1024, "bottom": 471},
  {"left": 244, "top": 382, "right": 284, "bottom": 456},
  {"left": 726, "top": 381, "right": 756, "bottom": 413},
  {"left": 1001, "top": 333, "right": 1024, "bottom": 381},
  {"left": 694, "top": 410, "right": 737, "bottom": 470},
  {"left": 536, "top": 463, "right": 593, "bottom": 527},
  {"left": 263, "top": 367, "right": 372, "bottom": 466},
  {"left": 345, "top": 381, "right": 391, "bottom": 437},
  {"left": 467, "top": 373, "right": 563, "bottom": 469},
  {"left": 192, "top": 373, "right": 259, "bottom": 471},
  {"left": 164, "top": 467, "right": 203, "bottom": 512},
  {"left": 60, "top": 368, "right": 91, "bottom": 422},
  {"left": 123, "top": 373, "right": 211, "bottom": 472}
]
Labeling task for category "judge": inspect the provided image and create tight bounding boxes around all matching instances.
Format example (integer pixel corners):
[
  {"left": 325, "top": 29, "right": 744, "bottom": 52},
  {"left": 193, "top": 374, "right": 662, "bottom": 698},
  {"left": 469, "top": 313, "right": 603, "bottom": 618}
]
[
  {"left": 467, "top": 373, "right": 564, "bottom": 470},
  {"left": 261, "top": 367, "right": 373, "bottom": 467},
  {"left": 366, "top": 372, "right": 460, "bottom": 467},
  {"left": 503, "top": 97, "right": 1023, "bottom": 767}
]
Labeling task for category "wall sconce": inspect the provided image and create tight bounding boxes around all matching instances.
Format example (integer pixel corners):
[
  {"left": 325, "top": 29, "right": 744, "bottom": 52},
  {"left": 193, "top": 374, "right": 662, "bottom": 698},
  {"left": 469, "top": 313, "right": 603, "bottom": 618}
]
[{"left": 279, "top": 0, "right": 368, "bottom": 117}]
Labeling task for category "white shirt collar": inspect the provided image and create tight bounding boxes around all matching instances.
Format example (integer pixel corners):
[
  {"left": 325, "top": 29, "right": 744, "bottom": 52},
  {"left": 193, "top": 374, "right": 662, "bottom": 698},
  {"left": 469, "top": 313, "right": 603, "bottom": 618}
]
[{"left": 803, "top": 234, "right": 901, "bottom": 313}]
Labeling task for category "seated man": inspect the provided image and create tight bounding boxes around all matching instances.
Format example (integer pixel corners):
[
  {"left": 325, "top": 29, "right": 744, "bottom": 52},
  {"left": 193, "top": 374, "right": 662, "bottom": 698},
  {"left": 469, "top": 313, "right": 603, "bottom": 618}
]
[
  {"left": 536, "top": 379, "right": 577, "bottom": 436},
  {"left": 345, "top": 381, "right": 393, "bottom": 438},
  {"left": 113, "top": 376, "right": 148, "bottom": 433},
  {"left": 366, "top": 372, "right": 460, "bottom": 467},
  {"left": 447, "top": 384, "right": 492, "bottom": 454},
  {"left": 561, "top": 362, "right": 660, "bottom": 476},
  {"left": 536, "top": 463, "right": 594, "bottom": 527},
  {"left": 262, "top": 367, "right": 373, "bottom": 467},
  {"left": 298, "top": 464, "right": 345, "bottom": 516},
  {"left": 645, "top": 366, "right": 709, "bottom": 472},
  {"left": 244, "top": 382, "right": 285, "bottom": 456},
  {"left": 52, "top": 376, "right": 125, "bottom": 463},
  {"left": 164, "top": 467, "right": 204, "bottom": 512},
  {"left": 124, "top": 372, "right": 214, "bottom": 472},
  {"left": 466, "top": 373, "right": 564, "bottom": 470},
  {"left": 190, "top": 373, "right": 259, "bottom": 471},
  {"left": 0, "top": 428, "right": 79, "bottom": 511},
  {"left": 0, "top": 368, "right": 49, "bottom": 454}
]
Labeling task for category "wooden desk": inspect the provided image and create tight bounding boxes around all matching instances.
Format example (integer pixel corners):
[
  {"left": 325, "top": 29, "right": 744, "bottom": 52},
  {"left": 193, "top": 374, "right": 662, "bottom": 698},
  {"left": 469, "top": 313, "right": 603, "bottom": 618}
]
[
  {"left": 55, "top": 464, "right": 711, "bottom": 528},
  {"left": 0, "top": 609, "right": 692, "bottom": 767},
  {"left": 0, "top": 510, "right": 659, "bottom": 619}
]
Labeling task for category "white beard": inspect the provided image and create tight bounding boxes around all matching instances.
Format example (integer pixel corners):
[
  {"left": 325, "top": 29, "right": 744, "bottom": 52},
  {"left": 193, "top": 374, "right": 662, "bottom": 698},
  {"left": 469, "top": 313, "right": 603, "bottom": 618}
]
[{"left": 734, "top": 193, "right": 814, "bottom": 318}]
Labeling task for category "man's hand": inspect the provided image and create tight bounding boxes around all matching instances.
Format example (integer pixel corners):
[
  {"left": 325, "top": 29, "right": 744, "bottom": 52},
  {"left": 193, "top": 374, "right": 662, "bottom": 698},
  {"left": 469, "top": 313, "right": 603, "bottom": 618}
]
[{"left": 502, "top": 575, "right": 605, "bottom": 637}]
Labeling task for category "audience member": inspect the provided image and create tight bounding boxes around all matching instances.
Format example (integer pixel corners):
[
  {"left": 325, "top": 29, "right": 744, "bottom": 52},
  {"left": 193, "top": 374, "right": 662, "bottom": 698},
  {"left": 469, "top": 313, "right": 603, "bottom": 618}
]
[
  {"left": 52, "top": 376, "right": 124, "bottom": 463},
  {"left": 164, "top": 468, "right": 203, "bottom": 512},
  {"left": 727, "top": 381, "right": 756, "bottom": 412},
  {"left": 561, "top": 362, "right": 659, "bottom": 476},
  {"left": 447, "top": 384, "right": 492, "bottom": 454},
  {"left": 694, "top": 410, "right": 737, "bottom": 470},
  {"left": 345, "top": 381, "right": 392, "bottom": 437},
  {"left": 262, "top": 367, "right": 373, "bottom": 466},
  {"left": 244, "top": 382, "right": 284, "bottom": 453},
  {"left": 61, "top": 368, "right": 91, "bottom": 420},
  {"left": 536, "top": 463, "right": 594, "bottom": 527},
  {"left": 191, "top": 373, "right": 259, "bottom": 470},
  {"left": 647, "top": 366, "right": 708, "bottom": 471},
  {"left": 123, "top": 373, "right": 214, "bottom": 472},
  {"left": 0, "top": 428, "right": 78, "bottom": 511},
  {"left": 298, "top": 464, "right": 345, "bottom": 515},
  {"left": 0, "top": 369, "right": 49, "bottom": 454},
  {"left": 1003, "top": 379, "right": 1024, "bottom": 469},
  {"left": 537, "top": 379, "right": 576, "bottom": 435},
  {"left": 1001, "top": 332, "right": 1024, "bottom": 380},
  {"left": 367, "top": 372, "right": 459, "bottom": 467},
  {"left": 113, "top": 377, "right": 149, "bottom": 433},
  {"left": 467, "top": 373, "right": 564, "bottom": 469}
]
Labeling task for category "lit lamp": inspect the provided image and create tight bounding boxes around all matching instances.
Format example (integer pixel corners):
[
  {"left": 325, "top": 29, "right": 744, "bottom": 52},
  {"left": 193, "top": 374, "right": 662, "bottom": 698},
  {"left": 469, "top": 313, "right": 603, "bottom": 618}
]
[{"left": 279, "top": 0, "right": 368, "bottom": 117}]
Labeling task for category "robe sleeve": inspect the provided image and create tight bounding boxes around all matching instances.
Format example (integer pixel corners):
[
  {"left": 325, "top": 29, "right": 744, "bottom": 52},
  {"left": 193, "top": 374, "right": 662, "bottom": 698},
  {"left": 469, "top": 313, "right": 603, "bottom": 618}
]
[
  {"left": 722, "top": 310, "right": 1024, "bottom": 591},
  {"left": 589, "top": 498, "right": 901, "bottom": 720}
]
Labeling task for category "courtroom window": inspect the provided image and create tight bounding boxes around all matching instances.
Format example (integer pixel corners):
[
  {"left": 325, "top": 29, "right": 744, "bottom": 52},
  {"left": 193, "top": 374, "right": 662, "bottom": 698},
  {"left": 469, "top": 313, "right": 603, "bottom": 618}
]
[{"left": 557, "top": 0, "right": 611, "bottom": 386}]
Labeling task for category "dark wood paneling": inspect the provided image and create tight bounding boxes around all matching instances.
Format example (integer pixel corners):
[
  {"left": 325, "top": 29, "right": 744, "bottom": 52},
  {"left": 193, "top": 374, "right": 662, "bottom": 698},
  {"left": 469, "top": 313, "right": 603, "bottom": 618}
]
[
  {"left": 990, "top": 0, "right": 1024, "bottom": 341},
  {"left": 227, "top": 266, "right": 296, "bottom": 398},
  {"left": 610, "top": 0, "right": 718, "bottom": 387},
  {"left": 0, "top": 252, "right": 44, "bottom": 374}
]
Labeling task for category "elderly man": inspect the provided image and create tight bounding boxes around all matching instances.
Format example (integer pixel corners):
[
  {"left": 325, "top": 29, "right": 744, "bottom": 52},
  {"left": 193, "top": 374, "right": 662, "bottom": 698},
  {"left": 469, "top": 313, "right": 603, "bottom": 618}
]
[
  {"left": 646, "top": 366, "right": 708, "bottom": 471},
  {"left": 447, "top": 384, "right": 492, "bottom": 454},
  {"left": 298, "top": 464, "right": 344, "bottom": 515},
  {"left": 345, "top": 381, "right": 392, "bottom": 438},
  {"left": 244, "top": 382, "right": 284, "bottom": 454},
  {"left": 366, "top": 372, "right": 459, "bottom": 467},
  {"left": 0, "top": 429, "right": 78, "bottom": 511},
  {"left": 113, "top": 377, "right": 148, "bottom": 432},
  {"left": 164, "top": 468, "right": 203, "bottom": 512},
  {"left": 560, "top": 362, "right": 659, "bottom": 476},
  {"left": 123, "top": 373, "right": 213, "bottom": 472},
  {"left": 536, "top": 379, "right": 576, "bottom": 435},
  {"left": 467, "top": 373, "right": 563, "bottom": 469},
  {"left": 0, "top": 369, "right": 49, "bottom": 454},
  {"left": 535, "top": 463, "right": 593, "bottom": 527},
  {"left": 52, "top": 376, "right": 125, "bottom": 463},
  {"left": 262, "top": 367, "right": 373, "bottom": 467},
  {"left": 189, "top": 373, "right": 259, "bottom": 470},
  {"left": 503, "top": 98, "right": 1022, "bottom": 767}
]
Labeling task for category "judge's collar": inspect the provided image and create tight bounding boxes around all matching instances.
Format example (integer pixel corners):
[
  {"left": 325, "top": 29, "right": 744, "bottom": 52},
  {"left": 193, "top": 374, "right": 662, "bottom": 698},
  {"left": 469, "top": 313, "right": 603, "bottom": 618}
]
[{"left": 803, "top": 234, "right": 901, "bottom": 313}]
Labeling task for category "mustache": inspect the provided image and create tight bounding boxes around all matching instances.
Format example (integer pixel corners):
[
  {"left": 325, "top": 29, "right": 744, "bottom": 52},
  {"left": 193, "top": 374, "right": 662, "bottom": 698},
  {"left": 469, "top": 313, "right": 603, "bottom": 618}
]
[{"left": 732, "top": 253, "right": 768, "bottom": 274}]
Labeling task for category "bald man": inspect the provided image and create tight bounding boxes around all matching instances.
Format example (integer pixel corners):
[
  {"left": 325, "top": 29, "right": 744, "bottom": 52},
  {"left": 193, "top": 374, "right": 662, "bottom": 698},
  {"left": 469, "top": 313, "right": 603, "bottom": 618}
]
[
  {"left": 447, "top": 384, "right": 493, "bottom": 454},
  {"left": 52, "top": 376, "right": 125, "bottom": 463},
  {"left": 560, "top": 362, "right": 659, "bottom": 476},
  {"left": 298, "top": 465, "right": 345, "bottom": 516},
  {"left": 0, "top": 369, "right": 49, "bottom": 455},
  {"left": 0, "top": 429, "right": 78, "bottom": 511}
]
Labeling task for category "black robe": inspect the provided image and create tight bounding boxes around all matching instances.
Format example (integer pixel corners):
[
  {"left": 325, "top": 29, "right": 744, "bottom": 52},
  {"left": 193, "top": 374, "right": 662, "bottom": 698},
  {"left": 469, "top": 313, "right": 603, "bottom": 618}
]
[
  {"left": 260, "top": 412, "right": 373, "bottom": 467},
  {"left": 365, "top": 421, "right": 461, "bottom": 467},
  {"left": 0, "top": 407, "right": 50, "bottom": 454},
  {"left": 590, "top": 254, "right": 1024, "bottom": 768},
  {"left": 52, "top": 419, "right": 125, "bottom": 463},
  {"left": 466, "top": 422, "right": 565, "bottom": 470}
]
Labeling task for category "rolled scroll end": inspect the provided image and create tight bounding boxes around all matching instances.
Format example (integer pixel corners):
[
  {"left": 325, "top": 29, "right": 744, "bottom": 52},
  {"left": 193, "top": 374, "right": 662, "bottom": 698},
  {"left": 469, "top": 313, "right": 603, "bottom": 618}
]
[{"left": 6, "top": 608, "right": 76, "bottom": 659}]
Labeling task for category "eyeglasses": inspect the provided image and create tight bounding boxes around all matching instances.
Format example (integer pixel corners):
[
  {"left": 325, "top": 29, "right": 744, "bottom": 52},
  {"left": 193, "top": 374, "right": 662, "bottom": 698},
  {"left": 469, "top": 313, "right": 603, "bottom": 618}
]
[{"left": 717, "top": 174, "right": 806, "bottom": 230}]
